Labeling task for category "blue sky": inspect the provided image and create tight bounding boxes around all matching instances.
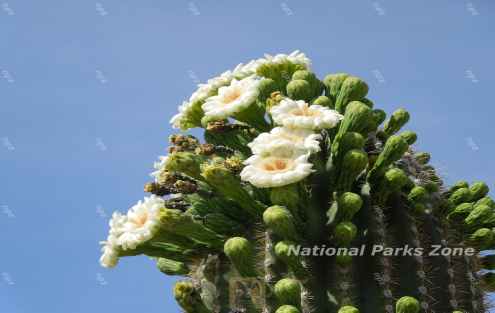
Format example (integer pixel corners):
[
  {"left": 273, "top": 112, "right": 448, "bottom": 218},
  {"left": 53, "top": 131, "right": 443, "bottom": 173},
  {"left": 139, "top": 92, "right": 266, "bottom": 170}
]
[{"left": 1, "top": 1, "right": 494, "bottom": 312}]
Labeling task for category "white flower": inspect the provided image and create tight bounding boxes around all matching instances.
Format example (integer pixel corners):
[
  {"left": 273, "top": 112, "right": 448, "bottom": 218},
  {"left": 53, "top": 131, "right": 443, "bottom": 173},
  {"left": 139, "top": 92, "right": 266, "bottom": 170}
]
[
  {"left": 150, "top": 155, "right": 169, "bottom": 181},
  {"left": 271, "top": 99, "right": 343, "bottom": 130},
  {"left": 118, "top": 195, "right": 165, "bottom": 250},
  {"left": 248, "top": 127, "right": 321, "bottom": 155},
  {"left": 263, "top": 50, "right": 311, "bottom": 68},
  {"left": 99, "top": 235, "right": 120, "bottom": 268},
  {"left": 99, "top": 212, "right": 127, "bottom": 268},
  {"left": 202, "top": 76, "right": 260, "bottom": 119},
  {"left": 240, "top": 144, "right": 314, "bottom": 188}
]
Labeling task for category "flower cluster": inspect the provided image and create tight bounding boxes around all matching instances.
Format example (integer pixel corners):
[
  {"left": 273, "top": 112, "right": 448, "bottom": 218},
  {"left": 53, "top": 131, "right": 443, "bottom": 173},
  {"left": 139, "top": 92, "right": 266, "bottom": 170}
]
[
  {"left": 170, "top": 51, "right": 310, "bottom": 130},
  {"left": 99, "top": 195, "right": 165, "bottom": 268},
  {"left": 240, "top": 98, "right": 342, "bottom": 188}
]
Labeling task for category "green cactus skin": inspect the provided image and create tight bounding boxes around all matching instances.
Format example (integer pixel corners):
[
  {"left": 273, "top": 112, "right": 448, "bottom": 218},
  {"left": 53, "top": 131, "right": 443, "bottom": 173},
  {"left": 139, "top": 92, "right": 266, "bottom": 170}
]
[{"left": 109, "top": 66, "right": 494, "bottom": 313}]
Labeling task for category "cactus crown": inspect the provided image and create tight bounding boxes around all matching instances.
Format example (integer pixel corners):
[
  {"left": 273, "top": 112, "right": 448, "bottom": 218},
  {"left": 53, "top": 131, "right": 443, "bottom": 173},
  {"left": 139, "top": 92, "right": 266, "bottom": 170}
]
[{"left": 99, "top": 51, "right": 494, "bottom": 313}]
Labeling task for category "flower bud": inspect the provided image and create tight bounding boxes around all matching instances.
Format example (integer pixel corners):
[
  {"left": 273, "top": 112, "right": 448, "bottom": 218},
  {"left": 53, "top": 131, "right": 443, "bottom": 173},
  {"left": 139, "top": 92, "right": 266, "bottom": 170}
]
[
  {"left": 157, "top": 258, "right": 189, "bottom": 276},
  {"left": 395, "top": 296, "right": 420, "bottom": 313},
  {"left": 160, "top": 209, "right": 224, "bottom": 248},
  {"left": 449, "top": 187, "right": 472, "bottom": 205},
  {"left": 470, "top": 181, "right": 489, "bottom": 201},
  {"left": 447, "top": 202, "right": 474, "bottom": 221},
  {"left": 341, "top": 132, "right": 366, "bottom": 154},
  {"left": 468, "top": 228, "right": 494, "bottom": 250},
  {"left": 323, "top": 73, "right": 349, "bottom": 100},
  {"left": 274, "top": 278, "right": 301, "bottom": 307},
  {"left": 383, "top": 108, "right": 410, "bottom": 137},
  {"left": 224, "top": 237, "right": 256, "bottom": 277},
  {"left": 274, "top": 241, "right": 307, "bottom": 278},
  {"left": 449, "top": 180, "right": 469, "bottom": 193},
  {"left": 201, "top": 162, "right": 264, "bottom": 217},
  {"left": 408, "top": 186, "right": 428, "bottom": 203},
  {"left": 287, "top": 79, "right": 313, "bottom": 102},
  {"left": 166, "top": 152, "right": 204, "bottom": 180},
  {"left": 258, "top": 78, "right": 278, "bottom": 100},
  {"left": 338, "top": 192, "right": 363, "bottom": 220},
  {"left": 465, "top": 204, "right": 493, "bottom": 229},
  {"left": 263, "top": 205, "right": 298, "bottom": 240},
  {"left": 173, "top": 281, "right": 209, "bottom": 313},
  {"left": 275, "top": 305, "right": 301, "bottom": 313},
  {"left": 338, "top": 149, "right": 368, "bottom": 191},
  {"left": 476, "top": 196, "right": 495, "bottom": 208},
  {"left": 312, "top": 95, "right": 333, "bottom": 108},
  {"left": 334, "top": 222, "right": 357, "bottom": 246},
  {"left": 384, "top": 168, "right": 410, "bottom": 191},
  {"left": 335, "top": 76, "right": 369, "bottom": 113},
  {"left": 270, "top": 184, "right": 300, "bottom": 210},
  {"left": 367, "top": 135, "right": 409, "bottom": 183},
  {"left": 338, "top": 306, "right": 359, "bottom": 313},
  {"left": 414, "top": 152, "right": 431, "bottom": 164},
  {"left": 361, "top": 98, "right": 374, "bottom": 108},
  {"left": 399, "top": 131, "right": 417, "bottom": 145}
]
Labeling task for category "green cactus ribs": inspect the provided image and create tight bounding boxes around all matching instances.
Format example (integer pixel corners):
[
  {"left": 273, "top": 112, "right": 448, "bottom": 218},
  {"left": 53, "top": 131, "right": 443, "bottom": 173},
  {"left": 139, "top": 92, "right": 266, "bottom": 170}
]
[{"left": 99, "top": 51, "right": 494, "bottom": 313}]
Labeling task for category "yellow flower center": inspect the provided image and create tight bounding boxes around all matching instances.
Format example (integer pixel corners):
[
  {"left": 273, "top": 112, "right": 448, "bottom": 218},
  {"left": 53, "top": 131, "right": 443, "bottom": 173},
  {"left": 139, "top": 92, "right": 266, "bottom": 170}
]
[
  {"left": 290, "top": 104, "right": 319, "bottom": 117},
  {"left": 223, "top": 88, "right": 242, "bottom": 104},
  {"left": 262, "top": 158, "right": 291, "bottom": 172},
  {"left": 133, "top": 212, "right": 148, "bottom": 227}
]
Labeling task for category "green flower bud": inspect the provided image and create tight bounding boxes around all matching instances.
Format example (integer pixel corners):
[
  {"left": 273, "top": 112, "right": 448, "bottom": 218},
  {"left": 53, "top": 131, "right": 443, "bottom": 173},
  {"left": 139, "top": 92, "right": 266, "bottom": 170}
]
[
  {"left": 414, "top": 152, "right": 431, "bottom": 164},
  {"left": 157, "top": 258, "right": 189, "bottom": 276},
  {"left": 449, "top": 187, "right": 472, "bottom": 205},
  {"left": 408, "top": 186, "right": 428, "bottom": 202},
  {"left": 476, "top": 196, "right": 495, "bottom": 208},
  {"left": 334, "top": 222, "right": 357, "bottom": 246},
  {"left": 395, "top": 296, "right": 420, "bottom": 313},
  {"left": 383, "top": 108, "right": 410, "bottom": 137},
  {"left": 465, "top": 204, "right": 494, "bottom": 228},
  {"left": 372, "top": 109, "right": 386, "bottom": 126},
  {"left": 450, "top": 180, "right": 469, "bottom": 193},
  {"left": 323, "top": 73, "right": 349, "bottom": 100},
  {"left": 270, "top": 184, "right": 300, "bottom": 210},
  {"left": 399, "top": 131, "right": 417, "bottom": 145},
  {"left": 424, "top": 181, "right": 440, "bottom": 193},
  {"left": 224, "top": 237, "right": 256, "bottom": 277},
  {"left": 367, "top": 135, "right": 409, "bottom": 183},
  {"left": 263, "top": 205, "right": 298, "bottom": 240},
  {"left": 336, "top": 254, "right": 353, "bottom": 266},
  {"left": 338, "top": 306, "right": 359, "bottom": 313},
  {"left": 361, "top": 98, "right": 374, "bottom": 108},
  {"left": 341, "top": 132, "right": 366, "bottom": 154},
  {"left": 166, "top": 152, "right": 204, "bottom": 180},
  {"left": 257, "top": 60, "right": 307, "bottom": 91},
  {"left": 174, "top": 281, "right": 210, "bottom": 313},
  {"left": 468, "top": 228, "right": 494, "bottom": 250},
  {"left": 412, "top": 202, "right": 426, "bottom": 214},
  {"left": 384, "top": 168, "right": 410, "bottom": 191},
  {"left": 447, "top": 202, "right": 474, "bottom": 221},
  {"left": 338, "top": 149, "right": 368, "bottom": 191},
  {"left": 258, "top": 78, "right": 279, "bottom": 100},
  {"left": 335, "top": 76, "right": 369, "bottom": 113},
  {"left": 275, "top": 305, "right": 301, "bottom": 313},
  {"left": 331, "top": 101, "right": 372, "bottom": 162},
  {"left": 292, "top": 70, "right": 315, "bottom": 81},
  {"left": 274, "top": 278, "right": 301, "bottom": 307},
  {"left": 160, "top": 209, "right": 224, "bottom": 248},
  {"left": 274, "top": 240, "right": 307, "bottom": 278},
  {"left": 201, "top": 162, "right": 264, "bottom": 217},
  {"left": 470, "top": 181, "right": 489, "bottom": 201},
  {"left": 480, "top": 254, "right": 495, "bottom": 270},
  {"left": 287, "top": 79, "right": 313, "bottom": 102},
  {"left": 312, "top": 95, "right": 333, "bottom": 108},
  {"left": 338, "top": 192, "right": 363, "bottom": 220}
]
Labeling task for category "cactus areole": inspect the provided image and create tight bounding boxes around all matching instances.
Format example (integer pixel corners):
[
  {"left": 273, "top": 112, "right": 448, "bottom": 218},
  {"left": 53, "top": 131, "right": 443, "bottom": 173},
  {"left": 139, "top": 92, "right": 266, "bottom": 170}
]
[{"left": 99, "top": 51, "right": 494, "bottom": 313}]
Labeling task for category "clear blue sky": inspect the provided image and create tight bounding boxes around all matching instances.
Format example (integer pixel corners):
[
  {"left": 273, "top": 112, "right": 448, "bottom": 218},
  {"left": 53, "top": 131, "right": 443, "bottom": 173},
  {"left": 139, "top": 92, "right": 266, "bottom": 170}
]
[{"left": 1, "top": 1, "right": 494, "bottom": 312}]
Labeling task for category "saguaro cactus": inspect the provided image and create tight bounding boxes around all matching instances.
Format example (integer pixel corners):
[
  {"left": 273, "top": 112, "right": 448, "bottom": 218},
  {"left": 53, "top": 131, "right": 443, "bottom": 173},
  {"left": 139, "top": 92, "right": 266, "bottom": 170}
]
[{"left": 99, "top": 51, "right": 494, "bottom": 313}]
